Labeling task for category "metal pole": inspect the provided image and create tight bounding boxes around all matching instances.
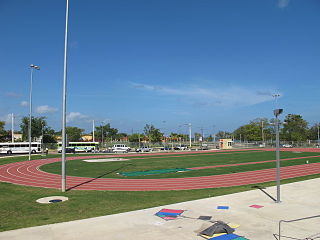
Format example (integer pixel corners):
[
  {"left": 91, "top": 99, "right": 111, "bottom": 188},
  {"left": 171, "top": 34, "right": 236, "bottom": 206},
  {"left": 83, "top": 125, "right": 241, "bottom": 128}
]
[
  {"left": 138, "top": 133, "right": 141, "bottom": 148},
  {"left": 101, "top": 124, "right": 104, "bottom": 149},
  {"left": 92, "top": 120, "right": 95, "bottom": 142},
  {"left": 11, "top": 113, "right": 14, "bottom": 143},
  {"left": 41, "top": 123, "right": 44, "bottom": 155},
  {"left": 275, "top": 116, "right": 281, "bottom": 203},
  {"left": 61, "top": 0, "right": 69, "bottom": 192},
  {"left": 261, "top": 120, "right": 264, "bottom": 143},
  {"left": 189, "top": 123, "right": 192, "bottom": 148},
  {"left": 317, "top": 123, "right": 320, "bottom": 147},
  {"left": 28, "top": 67, "right": 34, "bottom": 161}
]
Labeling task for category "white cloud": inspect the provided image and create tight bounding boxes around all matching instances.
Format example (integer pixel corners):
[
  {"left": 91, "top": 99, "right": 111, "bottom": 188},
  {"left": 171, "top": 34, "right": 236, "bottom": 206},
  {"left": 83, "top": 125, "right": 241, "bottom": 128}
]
[
  {"left": 36, "top": 105, "right": 58, "bottom": 114},
  {"left": 131, "top": 82, "right": 280, "bottom": 107},
  {"left": 277, "top": 0, "right": 290, "bottom": 8},
  {"left": 20, "top": 101, "right": 28, "bottom": 107},
  {"left": 66, "top": 112, "right": 88, "bottom": 123}
]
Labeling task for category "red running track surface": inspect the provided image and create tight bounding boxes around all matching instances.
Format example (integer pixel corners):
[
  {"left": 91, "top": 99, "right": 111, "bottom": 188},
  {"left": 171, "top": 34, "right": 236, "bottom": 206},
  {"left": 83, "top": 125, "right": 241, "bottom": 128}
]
[{"left": 0, "top": 148, "right": 319, "bottom": 191}]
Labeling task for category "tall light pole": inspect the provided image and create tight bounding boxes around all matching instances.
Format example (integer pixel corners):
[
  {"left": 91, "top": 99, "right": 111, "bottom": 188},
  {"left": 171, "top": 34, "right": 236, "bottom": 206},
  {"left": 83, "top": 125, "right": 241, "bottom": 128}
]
[
  {"left": 29, "top": 64, "right": 40, "bottom": 161},
  {"left": 11, "top": 113, "right": 14, "bottom": 143},
  {"left": 317, "top": 123, "right": 320, "bottom": 146},
  {"left": 274, "top": 108, "right": 283, "bottom": 203},
  {"left": 188, "top": 123, "right": 192, "bottom": 148},
  {"left": 92, "top": 120, "right": 95, "bottom": 142},
  {"left": 101, "top": 123, "right": 104, "bottom": 149},
  {"left": 61, "top": 0, "right": 70, "bottom": 192},
  {"left": 261, "top": 119, "right": 265, "bottom": 145},
  {"left": 162, "top": 121, "right": 166, "bottom": 148}
]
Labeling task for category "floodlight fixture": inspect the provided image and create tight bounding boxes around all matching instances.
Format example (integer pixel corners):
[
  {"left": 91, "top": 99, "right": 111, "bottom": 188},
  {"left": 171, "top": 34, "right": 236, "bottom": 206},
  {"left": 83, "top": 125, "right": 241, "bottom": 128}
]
[
  {"left": 274, "top": 109, "right": 283, "bottom": 118},
  {"left": 30, "top": 64, "right": 40, "bottom": 70}
]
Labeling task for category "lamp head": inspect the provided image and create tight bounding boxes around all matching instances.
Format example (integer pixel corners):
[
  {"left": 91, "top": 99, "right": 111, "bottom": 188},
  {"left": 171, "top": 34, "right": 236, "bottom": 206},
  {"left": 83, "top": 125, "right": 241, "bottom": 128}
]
[
  {"left": 30, "top": 64, "right": 40, "bottom": 70},
  {"left": 273, "top": 109, "right": 283, "bottom": 117}
]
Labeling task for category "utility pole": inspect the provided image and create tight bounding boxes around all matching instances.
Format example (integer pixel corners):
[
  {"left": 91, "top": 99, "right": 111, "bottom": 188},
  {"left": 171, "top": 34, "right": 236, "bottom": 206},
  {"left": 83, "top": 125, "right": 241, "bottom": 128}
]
[
  {"left": 317, "top": 122, "right": 320, "bottom": 147},
  {"left": 138, "top": 133, "right": 141, "bottom": 148},
  {"left": 101, "top": 124, "right": 104, "bottom": 149},
  {"left": 261, "top": 119, "right": 265, "bottom": 144},
  {"left": 11, "top": 113, "right": 14, "bottom": 143},
  {"left": 92, "top": 120, "right": 95, "bottom": 142},
  {"left": 200, "top": 127, "right": 204, "bottom": 142},
  {"left": 189, "top": 123, "right": 192, "bottom": 148}
]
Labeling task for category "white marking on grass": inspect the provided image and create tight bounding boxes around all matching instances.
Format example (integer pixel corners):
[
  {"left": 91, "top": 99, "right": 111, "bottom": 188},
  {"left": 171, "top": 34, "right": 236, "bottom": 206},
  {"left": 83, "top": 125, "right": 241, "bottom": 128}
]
[{"left": 83, "top": 158, "right": 130, "bottom": 163}]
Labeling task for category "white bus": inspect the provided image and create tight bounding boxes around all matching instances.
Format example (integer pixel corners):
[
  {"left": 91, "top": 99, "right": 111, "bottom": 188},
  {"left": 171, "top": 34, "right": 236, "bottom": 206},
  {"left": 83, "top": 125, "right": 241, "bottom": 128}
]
[
  {"left": 0, "top": 142, "right": 42, "bottom": 154},
  {"left": 57, "top": 142, "right": 99, "bottom": 153}
]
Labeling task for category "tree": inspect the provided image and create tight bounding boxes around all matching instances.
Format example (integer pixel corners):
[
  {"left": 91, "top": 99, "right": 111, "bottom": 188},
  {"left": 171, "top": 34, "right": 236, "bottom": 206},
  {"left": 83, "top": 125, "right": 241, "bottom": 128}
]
[
  {"left": 207, "top": 135, "right": 213, "bottom": 142},
  {"left": 66, "top": 127, "right": 84, "bottom": 142},
  {"left": 95, "top": 123, "right": 119, "bottom": 142},
  {"left": 233, "top": 118, "right": 272, "bottom": 142},
  {"left": 308, "top": 123, "right": 320, "bottom": 141},
  {"left": 43, "top": 127, "right": 57, "bottom": 143},
  {"left": 128, "top": 133, "right": 144, "bottom": 143},
  {"left": 115, "top": 132, "right": 128, "bottom": 141},
  {"left": 20, "top": 116, "right": 57, "bottom": 143},
  {"left": 144, "top": 124, "right": 163, "bottom": 143},
  {"left": 0, "top": 121, "right": 11, "bottom": 142},
  {"left": 169, "top": 133, "right": 188, "bottom": 142},
  {"left": 20, "top": 116, "right": 48, "bottom": 141},
  {"left": 215, "top": 131, "right": 232, "bottom": 140},
  {"left": 281, "top": 114, "right": 308, "bottom": 142}
]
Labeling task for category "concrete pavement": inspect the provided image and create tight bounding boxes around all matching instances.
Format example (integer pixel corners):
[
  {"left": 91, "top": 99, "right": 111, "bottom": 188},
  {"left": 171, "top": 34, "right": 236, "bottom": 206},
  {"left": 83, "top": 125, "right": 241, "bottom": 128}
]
[{"left": 1, "top": 178, "right": 320, "bottom": 240}]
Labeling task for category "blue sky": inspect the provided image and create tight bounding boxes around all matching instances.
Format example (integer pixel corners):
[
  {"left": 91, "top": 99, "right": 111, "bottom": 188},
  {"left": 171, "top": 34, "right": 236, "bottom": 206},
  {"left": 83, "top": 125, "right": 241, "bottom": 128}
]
[{"left": 1, "top": 0, "right": 320, "bottom": 136}]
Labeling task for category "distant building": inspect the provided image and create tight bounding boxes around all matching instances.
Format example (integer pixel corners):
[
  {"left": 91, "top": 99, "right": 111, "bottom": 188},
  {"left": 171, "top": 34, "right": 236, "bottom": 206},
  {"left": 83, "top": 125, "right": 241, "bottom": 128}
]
[
  {"left": 13, "top": 133, "right": 22, "bottom": 141},
  {"left": 219, "top": 139, "right": 233, "bottom": 149},
  {"left": 81, "top": 134, "right": 93, "bottom": 142}
]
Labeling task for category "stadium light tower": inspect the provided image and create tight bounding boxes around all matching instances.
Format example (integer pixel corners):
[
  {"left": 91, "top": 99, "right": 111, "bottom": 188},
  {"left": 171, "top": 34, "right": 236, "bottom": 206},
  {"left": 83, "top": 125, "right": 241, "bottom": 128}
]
[
  {"left": 61, "top": 0, "right": 70, "bottom": 192},
  {"left": 274, "top": 108, "right": 283, "bottom": 203},
  {"left": 188, "top": 123, "right": 192, "bottom": 148},
  {"left": 29, "top": 64, "right": 40, "bottom": 161}
]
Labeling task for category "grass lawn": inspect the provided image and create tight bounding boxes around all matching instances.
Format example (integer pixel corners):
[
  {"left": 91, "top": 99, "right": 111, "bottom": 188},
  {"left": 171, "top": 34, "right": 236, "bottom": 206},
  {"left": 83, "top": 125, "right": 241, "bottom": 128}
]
[{"left": 1, "top": 150, "right": 319, "bottom": 231}]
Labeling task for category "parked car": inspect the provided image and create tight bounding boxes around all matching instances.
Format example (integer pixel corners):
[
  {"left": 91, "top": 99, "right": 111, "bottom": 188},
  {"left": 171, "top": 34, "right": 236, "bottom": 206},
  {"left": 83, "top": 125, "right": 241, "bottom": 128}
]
[
  {"left": 136, "top": 146, "right": 152, "bottom": 152},
  {"left": 160, "top": 146, "right": 172, "bottom": 150},
  {"left": 282, "top": 144, "right": 293, "bottom": 148},
  {"left": 58, "top": 147, "right": 75, "bottom": 153},
  {"left": 174, "top": 145, "right": 188, "bottom": 150},
  {"left": 112, "top": 144, "right": 131, "bottom": 153},
  {"left": 200, "top": 144, "right": 208, "bottom": 150}
]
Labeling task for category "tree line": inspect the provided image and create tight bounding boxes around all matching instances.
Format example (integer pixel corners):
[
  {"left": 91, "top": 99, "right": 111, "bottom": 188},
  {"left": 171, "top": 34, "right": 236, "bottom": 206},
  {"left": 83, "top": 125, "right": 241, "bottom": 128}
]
[
  {"left": 0, "top": 114, "right": 319, "bottom": 143},
  {"left": 229, "top": 114, "right": 319, "bottom": 142}
]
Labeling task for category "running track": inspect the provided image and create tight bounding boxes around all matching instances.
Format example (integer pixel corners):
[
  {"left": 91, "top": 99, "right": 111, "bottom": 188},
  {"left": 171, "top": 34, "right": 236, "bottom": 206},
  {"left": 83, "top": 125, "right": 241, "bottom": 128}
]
[{"left": 0, "top": 148, "right": 320, "bottom": 191}]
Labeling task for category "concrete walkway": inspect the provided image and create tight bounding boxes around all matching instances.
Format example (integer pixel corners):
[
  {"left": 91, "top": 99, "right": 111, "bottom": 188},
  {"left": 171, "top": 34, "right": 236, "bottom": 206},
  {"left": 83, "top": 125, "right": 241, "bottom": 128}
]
[{"left": 1, "top": 178, "right": 320, "bottom": 240}]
